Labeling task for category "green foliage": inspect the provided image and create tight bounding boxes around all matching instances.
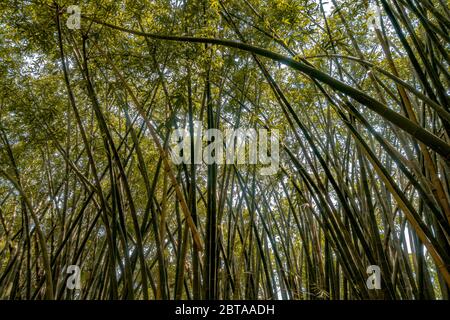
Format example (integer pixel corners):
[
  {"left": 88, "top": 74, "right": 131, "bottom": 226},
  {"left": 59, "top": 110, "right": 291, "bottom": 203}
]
[{"left": 0, "top": 0, "right": 449, "bottom": 300}]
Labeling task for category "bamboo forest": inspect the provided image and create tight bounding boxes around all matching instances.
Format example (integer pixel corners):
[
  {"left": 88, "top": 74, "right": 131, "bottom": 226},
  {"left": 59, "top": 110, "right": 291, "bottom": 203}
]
[{"left": 0, "top": 0, "right": 449, "bottom": 301}]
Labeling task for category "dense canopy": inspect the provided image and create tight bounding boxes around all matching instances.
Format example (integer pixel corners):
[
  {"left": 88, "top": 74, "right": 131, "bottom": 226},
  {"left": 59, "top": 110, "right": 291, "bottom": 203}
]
[{"left": 0, "top": 0, "right": 449, "bottom": 300}]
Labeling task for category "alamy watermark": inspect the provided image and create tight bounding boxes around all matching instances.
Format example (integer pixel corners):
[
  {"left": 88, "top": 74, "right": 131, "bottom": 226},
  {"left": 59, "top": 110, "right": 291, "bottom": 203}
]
[
  {"left": 66, "top": 5, "right": 81, "bottom": 30},
  {"left": 66, "top": 265, "right": 81, "bottom": 299},
  {"left": 367, "top": 2, "right": 382, "bottom": 33},
  {"left": 169, "top": 121, "right": 280, "bottom": 176},
  {"left": 366, "top": 265, "right": 381, "bottom": 290}
]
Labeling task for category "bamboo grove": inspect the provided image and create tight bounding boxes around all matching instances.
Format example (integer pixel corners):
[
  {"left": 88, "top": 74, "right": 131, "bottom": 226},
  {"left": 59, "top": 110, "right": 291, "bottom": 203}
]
[{"left": 0, "top": 0, "right": 449, "bottom": 300}]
